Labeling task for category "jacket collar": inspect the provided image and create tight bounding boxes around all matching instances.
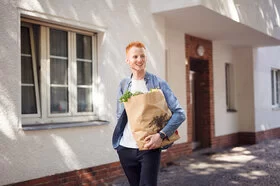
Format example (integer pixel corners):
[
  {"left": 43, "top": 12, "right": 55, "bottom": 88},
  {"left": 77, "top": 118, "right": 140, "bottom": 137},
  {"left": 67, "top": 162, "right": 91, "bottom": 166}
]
[
  {"left": 129, "top": 71, "right": 150, "bottom": 81},
  {"left": 127, "top": 71, "right": 151, "bottom": 90}
]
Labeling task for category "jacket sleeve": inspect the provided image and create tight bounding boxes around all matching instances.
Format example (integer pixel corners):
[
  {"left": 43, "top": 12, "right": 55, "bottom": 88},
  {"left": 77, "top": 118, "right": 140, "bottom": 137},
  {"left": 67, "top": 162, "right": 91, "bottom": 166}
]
[{"left": 159, "top": 79, "right": 186, "bottom": 138}]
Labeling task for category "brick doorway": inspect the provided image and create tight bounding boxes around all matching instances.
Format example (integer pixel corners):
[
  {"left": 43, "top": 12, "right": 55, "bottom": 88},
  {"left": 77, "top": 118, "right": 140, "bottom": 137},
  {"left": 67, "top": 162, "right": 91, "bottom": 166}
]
[{"left": 185, "top": 35, "right": 214, "bottom": 150}]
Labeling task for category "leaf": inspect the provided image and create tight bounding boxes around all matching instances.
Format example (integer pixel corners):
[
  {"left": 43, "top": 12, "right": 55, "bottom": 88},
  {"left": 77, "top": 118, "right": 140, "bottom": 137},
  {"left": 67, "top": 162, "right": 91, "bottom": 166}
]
[{"left": 119, "top": 91, "right": 144, "bottom": 102}]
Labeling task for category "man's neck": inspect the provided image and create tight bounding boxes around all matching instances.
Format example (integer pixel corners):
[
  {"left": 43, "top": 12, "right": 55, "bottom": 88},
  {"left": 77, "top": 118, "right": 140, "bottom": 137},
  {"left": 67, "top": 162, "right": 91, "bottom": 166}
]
[{"left": 132, "top": 70, "right": 145, "bottom": 80}]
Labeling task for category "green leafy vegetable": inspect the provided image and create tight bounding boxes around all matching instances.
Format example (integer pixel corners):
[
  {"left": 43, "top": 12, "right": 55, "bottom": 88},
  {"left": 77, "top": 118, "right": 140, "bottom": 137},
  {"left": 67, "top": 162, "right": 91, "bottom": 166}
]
[
  {"left": 133, "top": 91, "right": 143, "bottom": 96},
  {"left": 119, "top": 91, "right": 144, "bottom": 102}
]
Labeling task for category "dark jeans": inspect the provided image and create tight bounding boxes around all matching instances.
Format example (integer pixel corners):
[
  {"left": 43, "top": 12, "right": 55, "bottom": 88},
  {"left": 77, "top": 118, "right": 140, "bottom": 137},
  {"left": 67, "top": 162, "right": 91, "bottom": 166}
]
[{"left": 117, "top": 145, "right": 161, "bottom": 186}]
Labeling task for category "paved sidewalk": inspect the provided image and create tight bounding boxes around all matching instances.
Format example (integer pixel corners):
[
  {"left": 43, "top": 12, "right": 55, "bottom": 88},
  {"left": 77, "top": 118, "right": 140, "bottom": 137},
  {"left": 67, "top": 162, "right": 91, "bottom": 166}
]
[{"left": 112, "top": 139, "right": 280, "bottom": 186}]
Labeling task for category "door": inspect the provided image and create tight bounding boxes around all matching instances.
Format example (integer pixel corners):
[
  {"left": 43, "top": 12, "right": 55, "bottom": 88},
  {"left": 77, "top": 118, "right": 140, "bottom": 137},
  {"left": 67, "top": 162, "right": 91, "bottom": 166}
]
[{"left": 190, "top": 58, "right": 211, "bottom": 149}]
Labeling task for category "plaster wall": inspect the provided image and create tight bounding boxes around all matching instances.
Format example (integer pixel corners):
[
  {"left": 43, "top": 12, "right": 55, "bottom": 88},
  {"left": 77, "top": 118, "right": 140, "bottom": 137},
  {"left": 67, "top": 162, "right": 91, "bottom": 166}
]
[
  {"left": 253, "top": 46, "right": 280, "bottom": 132},
  {"left": 165, "top": 27, "right": 187, "bottom": 143},
  {"left": 0, "top": 0, "right": 167, "bottom": 184}
]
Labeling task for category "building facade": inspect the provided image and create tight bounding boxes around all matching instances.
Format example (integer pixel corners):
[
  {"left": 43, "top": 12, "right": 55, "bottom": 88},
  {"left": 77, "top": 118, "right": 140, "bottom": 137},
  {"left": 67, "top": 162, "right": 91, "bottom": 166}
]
[{"left": 1, "top": 0, "right": 280, "bottom": 185}]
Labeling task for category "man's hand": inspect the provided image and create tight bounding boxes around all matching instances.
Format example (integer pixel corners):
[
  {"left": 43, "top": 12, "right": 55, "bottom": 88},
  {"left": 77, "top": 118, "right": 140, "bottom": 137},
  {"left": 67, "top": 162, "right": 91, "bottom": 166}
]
[{"left": 144, "top": 133, "right": 163, "bottom": 150}]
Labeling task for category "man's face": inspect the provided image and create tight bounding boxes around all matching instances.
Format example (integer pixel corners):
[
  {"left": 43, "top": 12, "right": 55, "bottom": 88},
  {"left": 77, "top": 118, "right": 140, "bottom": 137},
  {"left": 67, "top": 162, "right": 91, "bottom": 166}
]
[{"left": 126, "top": 46, "right": 147, "bottom": 72}]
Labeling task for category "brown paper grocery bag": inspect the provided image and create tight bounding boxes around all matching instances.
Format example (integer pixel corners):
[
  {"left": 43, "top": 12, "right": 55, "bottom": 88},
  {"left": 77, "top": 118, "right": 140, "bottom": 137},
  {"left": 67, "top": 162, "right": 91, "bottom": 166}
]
[{"left": 124, "top": 90, "right": 180, "bottom": 150}]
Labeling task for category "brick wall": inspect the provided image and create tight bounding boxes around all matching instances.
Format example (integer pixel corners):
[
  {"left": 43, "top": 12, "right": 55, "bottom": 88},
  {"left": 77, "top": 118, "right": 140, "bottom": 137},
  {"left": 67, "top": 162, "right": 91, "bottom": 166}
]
[
  {"left": 10, "top": 126, "right": 280, "bottom": 186},
  {"left": 256, "top": 127, "right": 280, "bottom": 142},
  {"left": 212, "top": 133, "right": 239, "bottom": 148},
  {"left": 185, "top": 34, "right": 215, "bottom": 148},
  {"left": 161, "top": 142, "right": 192, "bottom": 167},
  {"left": 9, "top": 142, "right": 191, "bottom": 186},
  {"left": 212, "top": 127, "right": 280, "bottom": 149},
  {"left": 8, "top": 162, "right": 124, "bottom": 186}
]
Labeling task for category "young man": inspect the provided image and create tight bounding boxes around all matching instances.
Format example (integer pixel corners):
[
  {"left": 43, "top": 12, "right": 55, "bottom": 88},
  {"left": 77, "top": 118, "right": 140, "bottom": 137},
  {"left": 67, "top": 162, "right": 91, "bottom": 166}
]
[{"left": 112, "top": 41, "right": 186, "bottom": 186}]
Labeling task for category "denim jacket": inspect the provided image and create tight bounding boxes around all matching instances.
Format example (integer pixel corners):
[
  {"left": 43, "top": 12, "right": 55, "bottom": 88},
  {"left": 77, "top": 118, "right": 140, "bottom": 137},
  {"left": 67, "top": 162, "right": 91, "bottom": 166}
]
[{"left": 112, "top": 71, "right": 186, "bottom": 149}]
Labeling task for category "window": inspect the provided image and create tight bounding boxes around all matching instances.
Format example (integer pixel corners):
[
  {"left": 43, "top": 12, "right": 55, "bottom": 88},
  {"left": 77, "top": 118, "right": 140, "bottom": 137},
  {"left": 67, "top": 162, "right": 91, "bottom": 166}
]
[
  {"left": 271, "top": 69, "right": 280, "bottom": 108},
  {"left": 21, "top": 20, "right": 97, "bottom": 124},
  {"left": 225, "top": 63, "right": 236, "bottom": 111}
]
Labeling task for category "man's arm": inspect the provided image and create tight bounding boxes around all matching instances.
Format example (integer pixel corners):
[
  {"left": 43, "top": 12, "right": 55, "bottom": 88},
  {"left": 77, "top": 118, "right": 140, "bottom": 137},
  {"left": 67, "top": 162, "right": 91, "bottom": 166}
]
[{"left": 159, "top": 79, "right": 186, "bottom": 138}]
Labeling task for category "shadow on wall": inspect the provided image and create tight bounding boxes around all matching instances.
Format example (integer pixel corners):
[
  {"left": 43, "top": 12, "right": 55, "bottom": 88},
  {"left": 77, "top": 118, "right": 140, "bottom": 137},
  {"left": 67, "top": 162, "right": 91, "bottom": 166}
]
[{"left": 204, "top": 0, "right": 280, "bottom": 36}]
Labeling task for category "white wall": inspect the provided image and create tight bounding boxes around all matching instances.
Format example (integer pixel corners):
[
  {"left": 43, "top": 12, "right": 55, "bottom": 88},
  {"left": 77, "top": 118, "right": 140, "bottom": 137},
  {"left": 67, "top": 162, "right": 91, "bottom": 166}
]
[
  {"left": 253, "top": 46, "right": 280, "bottom": 132},
  {"left": 233, "top": 48, "right": 255, "bottom": 132},
  {"left": 213, "top": 42, "right": 255, "bottom": 136},
  {"left": 150, "top": 0, "right": 201, "bottom": 13},
  {"left": 0, "top": 0, "right": 167, "bottom": 185},
  {"left": 213, "top": 42, "right": 239, "bottom": 136},
  {"left": 202, "top": 0, "right": 280, "bottom": 40},
  {"left": 165, "top": 27, "right": 187, "bottom": 143},
  {"left": 151, "top": 0, "right": 280, "bottom": 40}
]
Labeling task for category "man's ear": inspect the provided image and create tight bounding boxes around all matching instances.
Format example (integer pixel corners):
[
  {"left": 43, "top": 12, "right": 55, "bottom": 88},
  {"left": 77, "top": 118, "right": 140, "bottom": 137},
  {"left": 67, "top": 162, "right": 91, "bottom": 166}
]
[{"left": 125, "top": 57, "right": 129, "bottom": 64}]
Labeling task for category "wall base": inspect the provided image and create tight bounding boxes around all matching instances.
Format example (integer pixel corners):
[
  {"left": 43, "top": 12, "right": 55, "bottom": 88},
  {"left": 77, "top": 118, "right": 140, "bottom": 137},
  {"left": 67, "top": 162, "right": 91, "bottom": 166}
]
[
  {"left": 212, "top": 127, "right": 280, "bottom": 149},
  {"left": 8, "top": 142, "right": 191, "bottom": 186},
  {"left": 9, "top": 127, "right": 280, "bottom": 186}
]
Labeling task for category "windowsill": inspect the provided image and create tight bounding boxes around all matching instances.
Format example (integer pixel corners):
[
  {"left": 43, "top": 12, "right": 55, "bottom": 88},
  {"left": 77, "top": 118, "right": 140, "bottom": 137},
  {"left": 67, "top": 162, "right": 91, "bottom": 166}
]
[
  {"left": 22, "top": 120, "right": 109, "bottom": 131},
  {"left": 227, "top": 109, "right": 237, "bottom": 113},
  {"left": 272, "top": 107, "right": 280, "bottom": 111}
]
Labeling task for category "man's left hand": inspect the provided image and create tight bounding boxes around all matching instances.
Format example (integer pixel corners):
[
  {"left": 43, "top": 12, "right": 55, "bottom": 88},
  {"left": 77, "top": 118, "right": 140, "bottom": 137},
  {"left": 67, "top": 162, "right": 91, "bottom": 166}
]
[{"left": 144, "top": 133, "right": 162, "bottom": 150}]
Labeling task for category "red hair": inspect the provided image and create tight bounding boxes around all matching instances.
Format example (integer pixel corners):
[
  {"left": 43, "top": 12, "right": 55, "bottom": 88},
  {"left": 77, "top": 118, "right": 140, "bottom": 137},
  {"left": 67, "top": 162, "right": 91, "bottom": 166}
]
[{"left": 126, "top": 41, "right": 146, "bottom": 54}]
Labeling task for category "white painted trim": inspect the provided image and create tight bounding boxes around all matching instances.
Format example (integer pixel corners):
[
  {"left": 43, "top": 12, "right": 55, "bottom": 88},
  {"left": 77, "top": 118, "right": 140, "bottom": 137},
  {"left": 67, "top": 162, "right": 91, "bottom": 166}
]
[
  {"left": 23, "top": 115, "right": 99, "bottom": 124},
  {"left": 49, "top": 84, "right": 68, "bottom": 88},
  {"left": 77, "top": 85, "right": 93, "bottom": 88},
  {"left": 21, "top": 84, "right": 35, "bottom": 86},
  {"left": 21, "top": 54, "right": 32, "bottom": 57},
  {"left": 40, "top": 26, "right": 49, "bottom": 121},
  {"left": 20, "top": 9, "right": 107, "bottom": 33},
  {"left": 76, "top": 58, "right": 92, "bottom": 63},
  {"left": 92, "top": 34, "right": 98, "bottom": 114},
  {"left": 50, "top": 55, "right": 68, "bottom": 60},
  {"left": 70, "top": 32, "right": 76, "bottom": 116}
]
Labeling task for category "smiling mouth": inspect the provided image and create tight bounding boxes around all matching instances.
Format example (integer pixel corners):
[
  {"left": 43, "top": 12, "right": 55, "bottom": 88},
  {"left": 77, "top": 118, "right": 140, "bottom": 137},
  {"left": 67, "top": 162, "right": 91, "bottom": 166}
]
[{"left": 136, "top": 62, "right": 144, "bottom": 66}]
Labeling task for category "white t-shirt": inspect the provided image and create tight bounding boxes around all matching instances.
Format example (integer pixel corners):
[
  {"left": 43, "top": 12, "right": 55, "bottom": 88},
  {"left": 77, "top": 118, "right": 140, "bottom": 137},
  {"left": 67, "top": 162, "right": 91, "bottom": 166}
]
[{"left": 119, "top": 78, "right": 148, "bottom": 148}]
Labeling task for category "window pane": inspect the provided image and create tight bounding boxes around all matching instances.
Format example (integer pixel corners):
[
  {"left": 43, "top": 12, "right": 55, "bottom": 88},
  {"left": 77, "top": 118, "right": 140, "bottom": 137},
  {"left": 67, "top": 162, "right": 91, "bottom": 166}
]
[
  {"left": 21, "top": 56, "right": 34, "bottom": 84},
  {"left": 21, "top": 26, "right": 31, "bottom": 54},
  {"left": 22, "top": 86, "right": 37, "bottom": 114},
  {"left": 76, "top": 34, "right": 92, "bottom": 60},
  {"left": 50, "top": 58, "right": 68, "bottom": 85},
  {"left": 77, "top": 61, "right": 92, "bottom": 85},
  {"left": 51, "top": 87, "right": 68, "bottom": 113},
  {"left": 33, "top": 25, "right": 41, "bottom": 79},
  {"left": 77, "top": 88, "right": 93, "bottom": 112},
  {"left": 50, "top": 29, "right": 68, "bottom": 57},
  {"left": 271, "top": 70, "right": 275, "bottom": 105}
]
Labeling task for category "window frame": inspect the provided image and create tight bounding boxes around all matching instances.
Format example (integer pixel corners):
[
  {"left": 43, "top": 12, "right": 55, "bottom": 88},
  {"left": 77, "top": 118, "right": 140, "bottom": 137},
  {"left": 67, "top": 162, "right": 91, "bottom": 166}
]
[
  {"left": 271, "top": 68, "right": 280, "bottom": 108},
  {"left": 21, "top": 19, "right": 99, "bottom": 125},
  {"left": 21, "top": 23, "right": 41, "bottom": 118},
  {"left": 225, "top": 63, "right": 236, "bottom": 112}
]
